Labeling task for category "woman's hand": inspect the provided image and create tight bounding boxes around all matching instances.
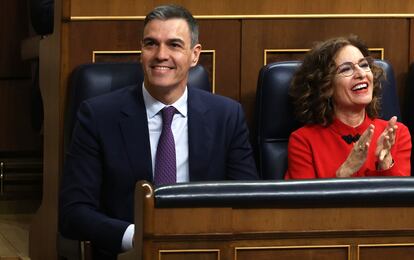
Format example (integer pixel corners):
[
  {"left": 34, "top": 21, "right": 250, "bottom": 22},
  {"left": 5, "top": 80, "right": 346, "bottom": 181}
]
[
  {"left": 375, "top": 116, "right": 397, "bottom": 170},
  {"left": 336, "top": 124, "right": 375, "bottom": 177}
]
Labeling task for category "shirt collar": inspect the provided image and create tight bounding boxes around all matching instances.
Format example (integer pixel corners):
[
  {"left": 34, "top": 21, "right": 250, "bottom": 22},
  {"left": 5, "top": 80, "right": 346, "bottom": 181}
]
[
  {"left": 330, "top": 113, "right": 373, "bottom": 136},
  {"left": 142, "top": 83, "right": 188, "bottom": 119}
]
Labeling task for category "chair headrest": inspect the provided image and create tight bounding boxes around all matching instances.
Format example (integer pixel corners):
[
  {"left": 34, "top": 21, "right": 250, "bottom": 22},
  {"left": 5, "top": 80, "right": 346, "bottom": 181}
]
[{"left": 256, "top": 61, "right": 301, "bottom": 140}]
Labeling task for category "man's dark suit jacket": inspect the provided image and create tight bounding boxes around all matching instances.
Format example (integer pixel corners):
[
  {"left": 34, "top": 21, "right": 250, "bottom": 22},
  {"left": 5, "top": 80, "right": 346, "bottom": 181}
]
[{"left": 59, "top": 84, "right": 258, "bottom": 259}]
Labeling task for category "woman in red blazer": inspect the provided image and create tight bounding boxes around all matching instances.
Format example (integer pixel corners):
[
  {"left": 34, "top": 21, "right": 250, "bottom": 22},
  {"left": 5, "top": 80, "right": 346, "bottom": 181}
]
[{"left": 286, "top": 36, "right": 411, "bottom": 179}]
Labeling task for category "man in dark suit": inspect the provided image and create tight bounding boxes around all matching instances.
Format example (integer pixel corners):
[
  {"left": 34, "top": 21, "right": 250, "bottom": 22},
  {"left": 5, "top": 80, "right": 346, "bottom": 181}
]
[{"left": 59, "top": 4, "right": 258, "bottom": 260}]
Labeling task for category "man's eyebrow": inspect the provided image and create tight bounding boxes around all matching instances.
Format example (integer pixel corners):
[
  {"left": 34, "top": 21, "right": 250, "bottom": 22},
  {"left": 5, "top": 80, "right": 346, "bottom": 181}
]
[
  {"left": 168, "top": 38, "right": 185, "bottom": 44},
  {"left": 142, "top": 37, "right": 156, "bottom": 42}
]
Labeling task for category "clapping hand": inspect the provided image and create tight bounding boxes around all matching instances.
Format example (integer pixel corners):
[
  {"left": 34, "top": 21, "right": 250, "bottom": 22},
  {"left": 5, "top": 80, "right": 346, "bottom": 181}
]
[
  {"left": 336, "top": 124, "right": 374, "bottom": 177},
  {"left": 375, "top": 116, "right": 397, "bottom": 170}
]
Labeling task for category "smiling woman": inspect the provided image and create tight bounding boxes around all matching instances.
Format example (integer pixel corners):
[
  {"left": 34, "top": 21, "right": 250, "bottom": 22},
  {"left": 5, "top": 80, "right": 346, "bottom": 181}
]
[{"left": 285, "top": 35, "right": 412, "bottom": 179}]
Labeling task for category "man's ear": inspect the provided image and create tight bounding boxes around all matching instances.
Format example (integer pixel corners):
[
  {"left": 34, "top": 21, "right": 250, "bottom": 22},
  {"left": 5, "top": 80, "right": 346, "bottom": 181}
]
[
  {"left": 139, "top": 44, "right": 143, "bottom": 63},
  {"left": 190, "top": 44, "right": 202, "bottom": 67}
]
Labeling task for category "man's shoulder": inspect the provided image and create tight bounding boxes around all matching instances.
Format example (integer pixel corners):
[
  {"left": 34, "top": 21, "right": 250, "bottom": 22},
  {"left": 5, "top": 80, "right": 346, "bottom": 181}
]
[
  {"left": 189, "top": 87, "right": 240, "bottom": 107},
  {"left": 78, "top": 84, "right": 141, "bottom": 119},
  {"left": 85, "top": 84, "right": 138, "bottom": 106}
]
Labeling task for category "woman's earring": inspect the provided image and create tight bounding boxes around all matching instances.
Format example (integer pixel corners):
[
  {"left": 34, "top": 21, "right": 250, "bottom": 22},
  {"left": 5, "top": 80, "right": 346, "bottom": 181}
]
[{"left": 328, "top": 97, "right": 333, "bottom": 108}]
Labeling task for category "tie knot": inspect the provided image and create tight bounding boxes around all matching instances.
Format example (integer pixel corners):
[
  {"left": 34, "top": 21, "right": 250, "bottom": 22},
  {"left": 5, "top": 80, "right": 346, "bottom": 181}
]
[{"left": 161, "top": 106, "right": 176, "bottom": 127}]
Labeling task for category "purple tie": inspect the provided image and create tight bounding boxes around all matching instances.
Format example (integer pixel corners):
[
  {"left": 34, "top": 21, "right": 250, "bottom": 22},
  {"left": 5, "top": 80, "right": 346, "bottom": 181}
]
[{"left": 154, "top": 106, "right": 177, "bottom": 186}]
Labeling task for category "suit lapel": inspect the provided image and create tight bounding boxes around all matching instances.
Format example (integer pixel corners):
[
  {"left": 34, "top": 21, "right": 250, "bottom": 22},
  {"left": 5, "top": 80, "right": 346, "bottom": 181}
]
[
  {"left": 188, "top": 88, "right": 213, "bottom": 181},
  {"left": 119, "top": 86, "right": 153, "bottom": 182}
]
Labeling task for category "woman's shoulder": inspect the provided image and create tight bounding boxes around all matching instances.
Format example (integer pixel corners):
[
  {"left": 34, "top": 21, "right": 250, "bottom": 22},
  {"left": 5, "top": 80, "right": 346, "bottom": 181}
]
[{"left": 291, "top": 124, "right": 327, "bottom": 137}]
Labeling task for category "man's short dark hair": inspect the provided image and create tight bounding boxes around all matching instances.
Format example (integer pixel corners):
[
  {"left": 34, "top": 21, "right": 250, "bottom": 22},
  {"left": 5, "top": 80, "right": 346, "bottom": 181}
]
[{"left": 144, "top": 5, "right": 199, "bottom": 47}]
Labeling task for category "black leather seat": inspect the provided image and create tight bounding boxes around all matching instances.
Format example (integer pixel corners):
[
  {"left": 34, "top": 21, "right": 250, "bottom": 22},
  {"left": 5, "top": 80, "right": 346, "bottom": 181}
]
[{"left": 255, "top": 60, "right": 402, "bottom": 180}]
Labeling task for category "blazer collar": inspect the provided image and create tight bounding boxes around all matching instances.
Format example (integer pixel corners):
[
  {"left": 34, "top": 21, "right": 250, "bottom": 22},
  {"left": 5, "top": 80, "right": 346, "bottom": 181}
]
[
  {"left": 187, "top": 88, "right": 213, "bottom": 181},
  {"left": 119, "top": 85, "right": 153, "bottom": 182}
]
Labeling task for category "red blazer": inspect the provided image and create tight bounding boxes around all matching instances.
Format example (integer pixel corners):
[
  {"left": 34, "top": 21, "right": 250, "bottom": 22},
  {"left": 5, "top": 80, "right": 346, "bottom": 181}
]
[{"left": 286, "top": 116, "right": 411, "bottom": 179}]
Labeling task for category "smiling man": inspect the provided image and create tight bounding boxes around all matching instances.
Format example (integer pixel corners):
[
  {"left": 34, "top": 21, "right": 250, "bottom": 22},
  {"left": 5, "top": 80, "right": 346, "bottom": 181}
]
[{"left": 59, "top": 5, "right": 258, "bottom": 260}]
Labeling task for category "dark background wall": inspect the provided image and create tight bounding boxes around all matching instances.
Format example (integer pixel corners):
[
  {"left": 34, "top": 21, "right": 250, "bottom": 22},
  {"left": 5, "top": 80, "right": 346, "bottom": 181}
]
[{"left": 0, "top": 1, "right": 41, "bottom": 153}]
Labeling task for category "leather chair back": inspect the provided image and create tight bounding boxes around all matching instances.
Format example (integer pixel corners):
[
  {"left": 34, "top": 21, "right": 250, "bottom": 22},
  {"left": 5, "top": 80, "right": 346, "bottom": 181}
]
[
  {"left": 255, "top": 60, "right": 401, "bottom": 179},
  {"left": 404, "top": 63, "right": 414, "bottom": 175},
  {"left": 64, "top": 62, "right": 211, "bottom": 150}
]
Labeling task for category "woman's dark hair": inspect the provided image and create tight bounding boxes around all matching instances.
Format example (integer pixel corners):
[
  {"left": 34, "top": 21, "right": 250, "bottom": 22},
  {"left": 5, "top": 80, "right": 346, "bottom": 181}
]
[{"left": 289, "top": 35, "right": 385, "bottom": 126}]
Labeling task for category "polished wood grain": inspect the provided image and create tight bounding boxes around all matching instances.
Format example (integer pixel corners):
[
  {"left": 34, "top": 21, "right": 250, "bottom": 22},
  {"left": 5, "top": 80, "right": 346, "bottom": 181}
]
[
  {"left": 159, "top": 251, "right": 219, "bottom": 260},
  {"left": 236, "top": 246, "right": 348, "bottom": 260},
  {"left": 0, "top": 1, "right": 37, "bottom": 153},
  {"left": 198, "top": 20, "right": 240, "bottom": 99},
  {"left": 66, "top": 19, "right": 239, "bottom": 100},
  {"left": 359, "top": 245, "right": 414, "bottom": 260},
  {"left": 29, "top": 0, "right": 64, "bottom": 258},
  {"left": 116, "top": 182, "right": 414, "bottom": 260},
  {"left": 410, "top": 19, "right": 414, "bottom": 64},
  {"left": 68, "top": 0, "right": 414, "bottom": 17},
  {"left": 0, "top": 1, "right": 30, "bottom": 78},
  {"left": 68, "top": 21, "right": 142, "bottom": 72},
  {"left": 0, "top": 81, "right": 41, "bottom": 151}
]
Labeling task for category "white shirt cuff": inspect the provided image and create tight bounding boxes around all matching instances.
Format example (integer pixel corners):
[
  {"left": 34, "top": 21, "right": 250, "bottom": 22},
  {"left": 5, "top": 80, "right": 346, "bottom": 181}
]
[{"left": 121, "top": 224, "right": 134, "bottom": 251}]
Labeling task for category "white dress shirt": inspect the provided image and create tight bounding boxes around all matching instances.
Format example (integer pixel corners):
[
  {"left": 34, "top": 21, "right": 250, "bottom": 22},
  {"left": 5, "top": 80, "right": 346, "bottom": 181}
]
[{"left": 122, "top": 84, "right": 189, "bottom": 251}]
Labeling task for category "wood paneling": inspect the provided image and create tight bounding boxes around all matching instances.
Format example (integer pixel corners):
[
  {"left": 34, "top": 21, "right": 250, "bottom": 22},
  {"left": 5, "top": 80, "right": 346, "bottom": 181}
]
[
  {"left": 236, "top": 246, "right": 348, "bottom": 260},
  {"left": 0, "top": 1, "right": 38, "bottom": 152},
  {"left": 198, "top": 20, "right": 240, "bottom": 99},
  {"left": 0, "top": 1, "right": 30, "bottom": 78},
  {"left": 66, "top": 19, "right": 239, "bottom": 101},
  {"left": 68, "top": 21, "right": 142, "bottom": 73},
  {"left": 410, "top": 19, "right": 414, "bottom": 64},
  {"left": 241, "top": 18, "right": 409, "bottom": 126},
  {"left": 0, "top": 81, "right": 42, "bottom": 151},
  {"left": 68, "top": 0, "right": 414, "bottom": 17},
  {"left": 159, "top": 250, "right": 219, "bottom": 260},
  {"left": 359, "top": 244, "right": 414, "bottom": 260},
  {"left": 116, "top": 182, "right": 414, "bottom": 260}
]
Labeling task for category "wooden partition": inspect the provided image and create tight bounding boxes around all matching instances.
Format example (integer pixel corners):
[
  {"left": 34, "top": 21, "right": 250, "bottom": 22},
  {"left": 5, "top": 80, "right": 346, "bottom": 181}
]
[
  {"left": 118, "top": 182, "right": 414, "bottom": 260},
  {"left": 30, "top": 0, "right": 414, "bottom": 259}
]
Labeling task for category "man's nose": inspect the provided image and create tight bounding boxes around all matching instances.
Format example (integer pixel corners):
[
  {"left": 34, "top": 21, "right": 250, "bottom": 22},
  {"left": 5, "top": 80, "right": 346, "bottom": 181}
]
[{"left": 155, "top": 44, "right": 169, "bottom": 60}]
